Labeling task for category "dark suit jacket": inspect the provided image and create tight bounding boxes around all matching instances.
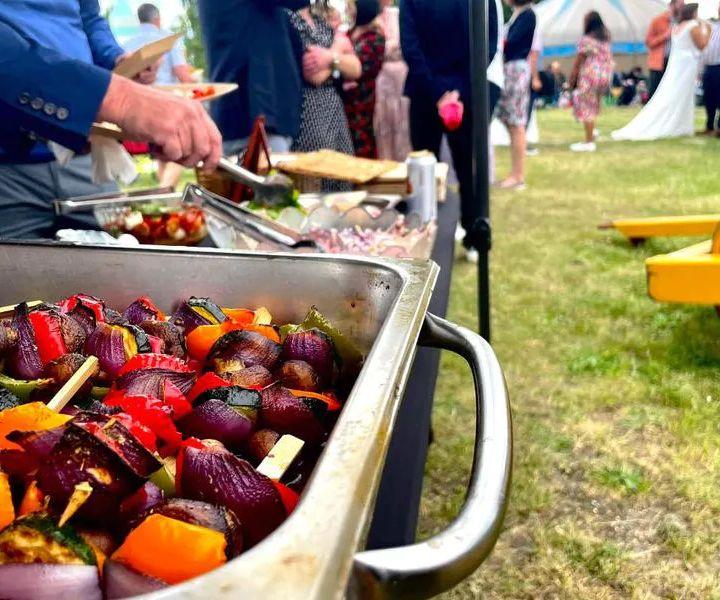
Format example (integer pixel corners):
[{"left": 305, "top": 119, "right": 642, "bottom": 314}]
[
  {"left": 400, "top": 0, "right": 497, "bottom": 103},
  {"left": 198, "top": 0, "right": 309, "bottom": 141}
]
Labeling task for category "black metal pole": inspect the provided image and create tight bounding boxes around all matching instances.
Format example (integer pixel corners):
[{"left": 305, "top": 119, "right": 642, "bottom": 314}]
[{"left": 469, "top": 0, "right": 492, "bottom": 341}]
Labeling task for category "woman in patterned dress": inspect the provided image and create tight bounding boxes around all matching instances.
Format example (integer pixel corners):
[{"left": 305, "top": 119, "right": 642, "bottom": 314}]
[
  {"left": 290, "top": 3, "right": 360, "bottom": 188},
  {"left": 343, "top": 0, "right": 385, "bottom": 158},
  {"left": 496, "top": 0, "right": 536, "bottom": 190},
  {"left": 568, "top": 11, "right": 614, "bottom": 152}
]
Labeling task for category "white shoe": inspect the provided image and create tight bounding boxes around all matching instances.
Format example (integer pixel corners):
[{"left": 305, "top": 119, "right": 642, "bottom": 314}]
[
  {"left": 570, "top": 142, "right": 597, "bottom": 152},
  {"left": 455, "top": 224, "right": 466, "bottom": 242},
  {"left": 465, "top": 248, "right": 479, "bottom": 264}
]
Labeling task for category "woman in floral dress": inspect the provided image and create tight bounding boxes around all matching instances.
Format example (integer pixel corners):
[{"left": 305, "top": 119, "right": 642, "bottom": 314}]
[
  {"left": 343, "top": 0, "right": 385, "bottom": 158},
  {"left": 568, "top": 11, "right": 614, "bottom": 152}
]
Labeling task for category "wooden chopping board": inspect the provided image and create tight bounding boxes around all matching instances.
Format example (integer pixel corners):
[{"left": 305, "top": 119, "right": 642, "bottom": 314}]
[{"left": 277, "top": 150, "right": 399, "bottom": 184}]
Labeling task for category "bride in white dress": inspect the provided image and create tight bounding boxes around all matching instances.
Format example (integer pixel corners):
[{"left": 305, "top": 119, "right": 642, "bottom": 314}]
[{"left": 612, "top": 4, "right": 710, "bottom": 141}]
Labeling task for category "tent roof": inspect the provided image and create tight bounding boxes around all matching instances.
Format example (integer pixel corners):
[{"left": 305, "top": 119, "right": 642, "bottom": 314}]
[{"left": 534, "top": 0, "right": 667, "bottom": 57}]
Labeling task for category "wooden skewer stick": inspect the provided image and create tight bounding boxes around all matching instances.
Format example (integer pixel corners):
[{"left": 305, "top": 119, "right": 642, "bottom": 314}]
[
  {"left": 47, "top": 356, "right": 99, "bottom": 413},
  {"left": 256, "top": 434, "right": 304, "bottom": 481},
  {"left": 58, "top": 482, "right": 93, "bottom": 527},
  {"left": 0, "top": 300, "right": 43, "bottom": 319}
]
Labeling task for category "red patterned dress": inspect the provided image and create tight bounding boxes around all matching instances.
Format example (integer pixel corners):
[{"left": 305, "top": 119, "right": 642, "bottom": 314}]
[{"left": 343, "top": 28, "right": 385, "bottom": 158}]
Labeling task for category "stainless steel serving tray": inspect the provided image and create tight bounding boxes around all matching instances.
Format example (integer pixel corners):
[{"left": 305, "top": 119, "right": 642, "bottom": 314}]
[{"left": 0, "top": 241, "right": 511, "bottom": 599}]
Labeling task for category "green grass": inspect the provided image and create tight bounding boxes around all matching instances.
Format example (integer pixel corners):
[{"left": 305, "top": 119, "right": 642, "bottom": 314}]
[{"left": 418, "top": 106, "right": 720, "bottom": 598}]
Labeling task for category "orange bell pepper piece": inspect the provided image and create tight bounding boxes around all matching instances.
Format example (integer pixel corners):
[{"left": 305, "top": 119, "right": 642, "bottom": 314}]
[
  {"left": 0, "top": 402, "right": 71, "bottom": 451},
  {"left": 18, "top": 480, "right": 44, "bottom": 516},
  {"left": 185, "top": 322, "right": 238, "bottom": 361},
  {"left": 112, "top": 513, "right": 226, "bottom": 584},
  {"left": 242, "top": 324, "right": 281, "bottom": 344},
  {"left": 222, "top": 308, "right": 255, "bottom": 325},
  {"left": 0, "top": 471, "right": 14, "bottom": 529},
  {"left": 288, "top": 389, "right": 342, "bottom": 411}
]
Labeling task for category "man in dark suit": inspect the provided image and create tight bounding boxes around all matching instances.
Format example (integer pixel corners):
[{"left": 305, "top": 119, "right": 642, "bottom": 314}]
[
  {"left": 0, "top": 0, "right": 221, "bottom": 239},
  {"left": 400, "top": 0, "right": 498, "bottom": 251},
  {"left": 198, "top": 0, "right": 309, "bottom": 155}
]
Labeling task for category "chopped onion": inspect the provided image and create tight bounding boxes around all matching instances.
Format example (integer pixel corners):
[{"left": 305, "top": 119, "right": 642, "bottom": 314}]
[
  {"left": 178, "top": 399, "right": 254, "bottom": 450},
  {"left": 104, "top": 560, "right": 166, "bottom": 600},
  {"left": 0, "top": 564, "right": 102, "bottom": 600}
]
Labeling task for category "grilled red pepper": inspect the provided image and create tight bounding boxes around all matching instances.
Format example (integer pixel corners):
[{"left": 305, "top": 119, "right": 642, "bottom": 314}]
[
  {"left": 27, "top": 311, "right": 67, "bottom": 365},
  {"left": 57, "top": 294, "right": 106, "bottom": 322},
  {"left": 105, "top": 393, "right": 180, "bottom": 450}
]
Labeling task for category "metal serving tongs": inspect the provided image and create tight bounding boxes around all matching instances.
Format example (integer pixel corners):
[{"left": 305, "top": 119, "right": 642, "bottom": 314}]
[
  {"left": 53, "top": 186, "right": 179, "bottom": 215},
  {"left": 216, "top": 157, "right": 296, "bottom": 208},
  {"left": 183, "top": 184, "right": 319, "bottom": 251}
]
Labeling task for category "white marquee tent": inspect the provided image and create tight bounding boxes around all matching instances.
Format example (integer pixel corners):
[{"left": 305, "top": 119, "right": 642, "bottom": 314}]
[{"left": 533, "top": 0, "right": 667, "bottom": 59}]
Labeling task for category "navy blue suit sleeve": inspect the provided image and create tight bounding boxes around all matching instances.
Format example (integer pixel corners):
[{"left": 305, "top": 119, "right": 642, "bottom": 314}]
[
  {"left": 400, "top": 0, "right": 443, "bottom": 102},
  {"left": 0, "top": 22, "right": 111, "bottom": 152},
  {"left": 80, "top": 0, "right": 124, "bottom": 70}
]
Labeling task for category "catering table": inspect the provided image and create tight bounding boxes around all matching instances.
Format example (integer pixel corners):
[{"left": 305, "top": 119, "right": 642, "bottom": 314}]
[{"left": 366, "top": 190, "right": 459, "bottom": 548}]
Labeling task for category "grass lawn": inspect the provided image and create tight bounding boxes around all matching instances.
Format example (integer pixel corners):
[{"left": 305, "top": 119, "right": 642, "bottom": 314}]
[{"left": 418, "top": 106, "right": 720, "bottom": 598}]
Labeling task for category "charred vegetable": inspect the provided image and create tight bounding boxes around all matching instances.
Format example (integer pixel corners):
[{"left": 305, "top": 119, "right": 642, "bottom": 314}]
[
  {"left": 0, "top": 512, "right": 96, "bottom": 565},
  {"left": 260, "top": 385, "right": 326, "bottom": 445},
  {"left": 171, "top": 297, "right": 226, "bottom": 334},
  {"left": 220, "top": 365, "right": 274, "bottom": 390},
  {"left": 0, "top": 388, "right": 19, "bottom": 412},
  {"left": 246, "top": 429, "right": 281, "bottom": 463},
  {"left": 281, "top": 329, "right": 336, "bottom": 387},
  {"left": 0, "top": 321, "right": 18, "bottom": 355},
  {"left": 0, "top": 374, "right": 52, "bottom": 404},
  {"left": 276, "top": 360, "right": 320, "bottom": 392},
  {"left": 7, "top": 303, "right": 43, "bottom": 380},
  {"left": 43, "top": 354, "right": 99, "bottom": 397},
  {"left": 37, "top": 414, "right": 158, "bottom": 523},
  {"left": 208, "top": 330, "right": 281, "bottom": 373},
  {"left": 138, "top": 320, "right": 185, "bottom": 358}
]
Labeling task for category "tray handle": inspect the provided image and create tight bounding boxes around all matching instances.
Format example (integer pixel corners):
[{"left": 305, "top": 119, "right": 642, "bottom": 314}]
[{"left": 350, "top": 313, "right": 513, "bottom": 599}]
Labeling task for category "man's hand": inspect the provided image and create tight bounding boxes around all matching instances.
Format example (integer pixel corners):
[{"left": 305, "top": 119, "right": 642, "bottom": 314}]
[
  {"left": 303, "top": 45, "right": 333, "bottom": 76},
  {"left": 437, "top": 90, "right": 460, "bottom": 111},
  {"left": 97, "top": 74, "right": 222, "bottom": 170}
]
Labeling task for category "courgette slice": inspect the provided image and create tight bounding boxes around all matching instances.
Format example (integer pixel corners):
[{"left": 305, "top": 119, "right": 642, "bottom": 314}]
[{"left": 0, "top": 512, "right": 96, "bottom": 566}]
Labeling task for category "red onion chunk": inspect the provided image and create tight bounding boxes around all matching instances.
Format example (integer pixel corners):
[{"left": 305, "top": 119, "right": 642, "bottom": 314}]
[
  {"left": 260, "top": 385, "right": 326, "bottom": 445},
  {"left": 178, "top": 399, "right": 254, "bottom": 450},
  {"left": 282, "top": 330, "right": 335, "bottom": 386},
  {"left": 180, "top": 445, "right": 286, "bottom": 547},
  {"left": 0, "top": 563, "right": 101, "bottom": 600},
  {"left": 104, "top": 560, "right": 166, "bottom": 600},
  {"left": 209, "top": 330, "right": 282, "bottom": 372},
  {"left": 122, "top": 298, "right": 161, "bottom": 325},
  {"left": 114, "top": 368, "right": 196, "bottom": 398},
  {"left": 84, "top": 323, "right": 132, "bottom": 378},
  {"left": 8, "top": 302, "right": 43, "bottom": 380}
]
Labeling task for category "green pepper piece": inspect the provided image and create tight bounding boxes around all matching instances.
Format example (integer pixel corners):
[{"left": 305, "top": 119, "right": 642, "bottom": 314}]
[{"left": 0, "top": 373, "right": 53, "bottom": 403}]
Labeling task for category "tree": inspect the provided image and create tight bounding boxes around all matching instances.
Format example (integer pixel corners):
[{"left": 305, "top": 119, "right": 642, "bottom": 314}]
[{"left": 175, "top": 0, "right": 206, "bottom": 73}]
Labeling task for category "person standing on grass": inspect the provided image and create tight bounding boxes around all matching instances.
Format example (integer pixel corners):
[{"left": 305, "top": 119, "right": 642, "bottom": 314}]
[
  {"left": 495, "top": 0, "right": 536, "bottom": 190},
  {"left": 645, "top": 0, "right": 682, "bottom": 99},
  {"left": 568, "top": 11, "right": 613, "bottom": 153},
  {"left": 701, "top": 5, "right": 720, "bottom": 135}
]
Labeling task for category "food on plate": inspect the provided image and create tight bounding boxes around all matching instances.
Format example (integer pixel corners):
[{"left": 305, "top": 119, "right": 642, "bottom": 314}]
[
  {"left": 102, "top": 205, "right": 207, "bottom": 246},
  {"left": 0, "top": 296, "right": 362, "bottom": 597}
]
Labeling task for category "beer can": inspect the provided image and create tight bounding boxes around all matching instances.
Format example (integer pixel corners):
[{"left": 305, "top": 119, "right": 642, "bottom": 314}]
[{"left": 406, "top": 150, "right": 437, "bottom": 223}]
